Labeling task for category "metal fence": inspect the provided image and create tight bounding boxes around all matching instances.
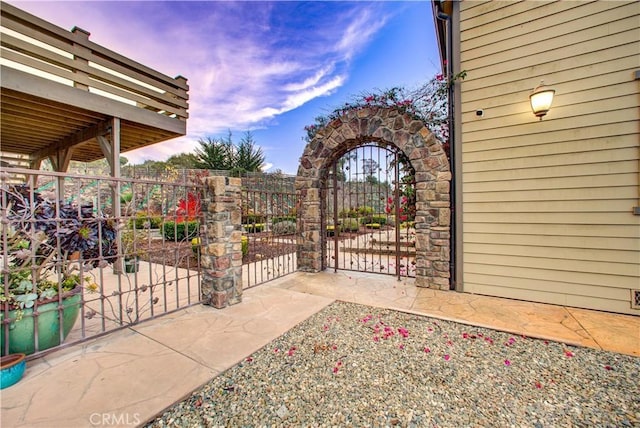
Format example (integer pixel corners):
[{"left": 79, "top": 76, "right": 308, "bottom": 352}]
[
  {"left": 1, "top": 168, "right": 204, "bottom": 359},
  {"left": 240, "top": 174, "right": 298, "bottom": 288}
]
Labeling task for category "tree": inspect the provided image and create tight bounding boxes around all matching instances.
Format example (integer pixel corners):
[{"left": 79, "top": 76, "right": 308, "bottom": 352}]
[
  {"left": 194, "top": 135, "right": 234, "bottom": 170},
  {"left": 166, "top": 152, "right": 198, "bottom": 169},
  {"left": 194, "top": 131, "right": 265, "bottom": 175},
  {"left": 234, "top": 131, "right": 265, "bottom": 174},
  {"left": 362, "top": 158, "right": 378, "bottom": 183}
]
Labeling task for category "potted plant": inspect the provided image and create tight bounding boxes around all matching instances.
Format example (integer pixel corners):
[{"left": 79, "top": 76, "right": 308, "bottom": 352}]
[
  {"left": 120, "top": 228, "right": 148, "bottom": 273},
  {"left": 1, "top": 185, "right": 118, "bottom": 355}
]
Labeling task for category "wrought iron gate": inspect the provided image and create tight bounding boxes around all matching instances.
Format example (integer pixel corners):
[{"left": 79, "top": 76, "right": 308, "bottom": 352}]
[{"left": 323, "top": 144, "right": 416, "bottom": 278}]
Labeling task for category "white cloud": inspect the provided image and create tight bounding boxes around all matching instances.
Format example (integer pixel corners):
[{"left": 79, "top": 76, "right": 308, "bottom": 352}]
[
  {"left": 10, "top": 1, "right": 394, "bottom": 163},
  {"left": 335, "top": 8, "right": 389, "bottom": 61}
]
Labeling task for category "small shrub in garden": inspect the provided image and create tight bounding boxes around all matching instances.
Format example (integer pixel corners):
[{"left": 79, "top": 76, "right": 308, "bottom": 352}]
[
  {"left": 130, "top": 212, "right": 163, "bottom": 229},
  {"left": 243, "top": 223, "right": 265, "bottom": 233},
  {"left": 371, "top": 216, "right": 387, "bottom": 225},
  {"left": 360, "top": 215, "right": 387, "bottom": 225},
  {"left": 365, "top": 223, "right": 381, "bottom": 229},
  {"left": 243, "top": 213, "right": 266, "bottom": 224},
  {"left": 340, "top": 218, "right": 360, "bottom": 232},
  {"left": 272, "top": 216, "right": 296, "bottom": 224},
  {"left": 191, "top": 237, "right": 200, "bottom": 255},
  {"left": 162, "top": 220, "right": 199, "bottom": 241},
  {"left": 272, "top": 220, "right": 296, "bottom": 235},
  {"left": 338, "top": 208, "right": 358, "bottom": 219},
  {"left": 358, "top": 206, "right": 374, "bottom": 216},
  {"left": 241, "top": 235, "right": 248, "bottom": 256},
  {"left": 149, "top": 215, "right": 163, "bottom": 229}
]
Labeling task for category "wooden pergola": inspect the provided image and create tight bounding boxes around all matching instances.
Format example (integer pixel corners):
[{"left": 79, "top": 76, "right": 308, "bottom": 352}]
[{"left": 0, "top": 1, "right": 189, "bottom": 178}]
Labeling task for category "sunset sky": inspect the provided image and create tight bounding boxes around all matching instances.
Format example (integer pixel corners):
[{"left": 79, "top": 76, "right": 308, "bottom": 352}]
[{"left": 9, "top": 1, "right": 441, "bottom": 174}]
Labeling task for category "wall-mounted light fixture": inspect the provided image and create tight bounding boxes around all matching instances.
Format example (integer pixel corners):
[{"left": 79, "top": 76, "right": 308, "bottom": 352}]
[{"left": 529, "top": 81, "right": 555, "bottom": 120}]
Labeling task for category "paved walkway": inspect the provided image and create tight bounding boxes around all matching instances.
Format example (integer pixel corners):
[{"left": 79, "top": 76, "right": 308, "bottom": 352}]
[{"left": 2, "top": 271, "right": 638, "bottom": 427}]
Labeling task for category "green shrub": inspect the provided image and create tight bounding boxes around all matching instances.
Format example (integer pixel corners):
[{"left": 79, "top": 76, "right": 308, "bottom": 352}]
[
  {"left": 272, "top": 216, "right": 296, "bottom": 224},
  {"left": 149, "top": 216, "right": 163, "bottom": 229},
  {"left": 191, "top": 237, "right": 200, "bottom": 255},
  {"left": 243, "top": 213, "right": 265, "bottom": 224},
  {"left": 372, "top": 216, "right": 387, "bottom": 225},
  {"left": 338, "top": 208, "right": 359, "bottom": 218},
  {"left": 360, "top": 215, "right": 387, "bottom": 225},
  {"left": 272, "top": 220, "right": 296, "bottom": 235},
  {"left": 365, "top": 223, "right": 381, "bottom": 229},
  {"left": 243, "top": 223, "right": 265, "bottom": 233},
  {"left": 120, "top": 192, "right": 133, "bottom": 204},
  {"left": 400, "top": 221, "right": 416, "bottom": 229},
  {"left": 358, "top": 206, "right": 374, "bottom": 216},
  {"left": 129, "top": 212, "right": 163, "bottom": 229},
  {"left": 340, "top": 218, "right": 360, "bottom": 232},
  {"left": 241, "top": 235, "right": 248, "bottom": 256},
  {"left": 162, "top": 220, "right": 199, "bottom": 241}
]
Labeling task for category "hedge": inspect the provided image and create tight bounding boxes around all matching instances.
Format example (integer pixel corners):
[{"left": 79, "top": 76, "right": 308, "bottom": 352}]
[
  {"left": 162, "top": 220, "right": 199, "bottom": 241},
  {"left": 360, "top": 215, "right": 387, "bottom": 225}
]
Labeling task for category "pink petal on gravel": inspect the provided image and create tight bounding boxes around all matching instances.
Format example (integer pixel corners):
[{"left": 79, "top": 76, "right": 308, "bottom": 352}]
[{"left": 444, "top": 354, "right": 450, "bottom": 361}]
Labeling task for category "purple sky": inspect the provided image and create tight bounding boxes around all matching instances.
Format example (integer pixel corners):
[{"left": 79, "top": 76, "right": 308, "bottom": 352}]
[{"left": 8, "top": 1, "right": 440, "bottom": 174}]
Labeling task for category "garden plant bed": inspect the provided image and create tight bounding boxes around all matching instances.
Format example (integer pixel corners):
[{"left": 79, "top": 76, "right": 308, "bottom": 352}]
[{"left": 143, "top": 236, "right": 297, "bottom": 270}]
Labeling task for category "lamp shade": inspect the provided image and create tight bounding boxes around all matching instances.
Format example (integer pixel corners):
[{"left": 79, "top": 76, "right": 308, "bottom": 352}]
[{"left": 529, "top": 83, "right": 555, "bottom": 120}]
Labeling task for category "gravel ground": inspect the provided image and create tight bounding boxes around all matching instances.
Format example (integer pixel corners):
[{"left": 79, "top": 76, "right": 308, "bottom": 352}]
[{"left": 146, "top": 301, "right": 640, "bottom": 427}]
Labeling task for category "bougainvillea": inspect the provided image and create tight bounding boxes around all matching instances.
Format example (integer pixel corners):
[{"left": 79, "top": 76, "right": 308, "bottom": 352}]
[{"left": 304, "top": 70, "right": 466, "bottom": 152}]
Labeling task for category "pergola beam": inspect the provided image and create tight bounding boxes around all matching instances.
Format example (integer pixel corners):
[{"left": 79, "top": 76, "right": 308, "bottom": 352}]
[{"left": 31, "top": 119, "right": 112, "bottom": 163}]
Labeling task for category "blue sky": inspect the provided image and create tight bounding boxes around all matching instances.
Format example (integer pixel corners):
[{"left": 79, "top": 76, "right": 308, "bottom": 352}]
[{"left": 11, "top": 1, "right": 441, "bottom": 174}]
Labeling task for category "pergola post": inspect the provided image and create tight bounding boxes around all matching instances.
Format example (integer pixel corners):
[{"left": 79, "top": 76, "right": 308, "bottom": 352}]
[{"left": 98, "top": 117, "right": 123, "bottom": 273}]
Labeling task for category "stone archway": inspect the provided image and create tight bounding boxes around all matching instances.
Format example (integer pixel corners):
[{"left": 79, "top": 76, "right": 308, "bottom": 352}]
[{"left": 296, "top": 107, "right": 451, "bottom": 290}]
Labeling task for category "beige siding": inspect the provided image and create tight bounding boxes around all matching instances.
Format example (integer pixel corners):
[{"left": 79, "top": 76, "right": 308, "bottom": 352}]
[{"left": 458, "top": 0, "right": 640, "bottom": 314}]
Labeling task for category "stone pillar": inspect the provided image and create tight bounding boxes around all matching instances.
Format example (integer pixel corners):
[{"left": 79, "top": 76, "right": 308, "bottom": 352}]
[
  {"left": 295, "top": 177, "right": 323, "bottom": 272},
  {"left": 201, "top": 176, "right": 243, "bottom": 308}
]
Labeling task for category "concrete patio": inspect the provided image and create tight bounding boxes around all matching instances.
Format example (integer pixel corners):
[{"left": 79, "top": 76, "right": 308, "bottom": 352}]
[{"left": 1, "top": 270, "right": 638, "bottom": 427}]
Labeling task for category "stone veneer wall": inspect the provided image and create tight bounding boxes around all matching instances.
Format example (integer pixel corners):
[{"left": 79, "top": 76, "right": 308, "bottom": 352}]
[
  {"left": 296, "top": 107, "right": 451, "bottom": 290},
  {"left": 200, "top": 175, "right": 243, "bottom": 308}
]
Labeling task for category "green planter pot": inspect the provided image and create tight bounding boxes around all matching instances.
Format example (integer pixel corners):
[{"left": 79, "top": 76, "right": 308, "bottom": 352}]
[
  {"left": 1, "top": 288, "right": 82, "bottom": 356},
  {"left": 124, "top": 257, "right": 139, "bottom": 273}
]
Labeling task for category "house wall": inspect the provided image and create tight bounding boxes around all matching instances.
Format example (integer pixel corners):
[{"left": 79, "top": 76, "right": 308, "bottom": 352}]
[{"left": 457, "top": 0, "right": 640, "bottom": 314}]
